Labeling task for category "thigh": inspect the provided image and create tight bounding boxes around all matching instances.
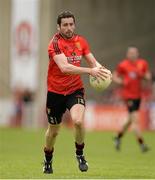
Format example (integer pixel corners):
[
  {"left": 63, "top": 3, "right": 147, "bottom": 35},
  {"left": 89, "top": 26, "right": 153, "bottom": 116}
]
[
  {"left": 46, "top": 91, "right": 66, "bottom": 124},
  {"left": 66, "top": 89, "right": 85, "bottom": 122},
  {"left": 66, "top": 88, "right": 85, "bottom": 110},
  {"left": 70, "top": 104, "right": 85, "bottom": 123}
]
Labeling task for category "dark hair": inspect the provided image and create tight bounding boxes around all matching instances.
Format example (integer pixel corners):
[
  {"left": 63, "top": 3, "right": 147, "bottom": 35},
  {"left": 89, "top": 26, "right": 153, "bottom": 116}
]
[{"left": 57, "top": 11, "right": 75, "bottom": 25}]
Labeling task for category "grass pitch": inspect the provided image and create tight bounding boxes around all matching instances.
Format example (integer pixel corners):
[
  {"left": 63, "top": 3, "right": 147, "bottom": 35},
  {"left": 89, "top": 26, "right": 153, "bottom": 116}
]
[{"left": 0, "top": 127, "right": 155, "bottom": 179}]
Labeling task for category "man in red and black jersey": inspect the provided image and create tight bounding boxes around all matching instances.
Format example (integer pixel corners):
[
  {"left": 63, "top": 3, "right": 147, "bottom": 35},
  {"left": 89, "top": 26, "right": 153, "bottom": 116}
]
[
  {"left": 113, "top": 46, "right": 152, "bottom": 152},
  {"left": 43, "top": 11, "right": 111, "bottom": 173}
]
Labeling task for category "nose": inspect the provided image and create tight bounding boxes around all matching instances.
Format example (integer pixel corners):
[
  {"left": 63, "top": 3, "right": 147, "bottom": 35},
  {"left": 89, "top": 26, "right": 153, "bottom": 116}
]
[{"left": 67, "top": 25, "right": 72, "bottom": 31}]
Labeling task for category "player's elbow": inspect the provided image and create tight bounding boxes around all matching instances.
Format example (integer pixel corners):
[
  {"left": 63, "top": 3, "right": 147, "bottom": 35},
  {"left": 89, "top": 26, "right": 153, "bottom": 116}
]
[{"left": 60, "top": 65, "right": 70, "bottom": 74}]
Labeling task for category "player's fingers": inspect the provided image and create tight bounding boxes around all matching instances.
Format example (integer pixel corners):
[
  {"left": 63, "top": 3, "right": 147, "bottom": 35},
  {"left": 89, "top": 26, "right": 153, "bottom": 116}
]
[
  {"left": 97, "top": 74, "right": 106, "bottom": 81},
  {"left": 100, "top": 76, "right": 106, "bottom": 81},
  {"left": 98, "top": 71, "right": 109, "bottom": 78},
  {"left": 100, "top": 67, "right": 112, "bottom": 73},
  {"left": 100, "top": 69, "right": 109, "bottom": 74}
]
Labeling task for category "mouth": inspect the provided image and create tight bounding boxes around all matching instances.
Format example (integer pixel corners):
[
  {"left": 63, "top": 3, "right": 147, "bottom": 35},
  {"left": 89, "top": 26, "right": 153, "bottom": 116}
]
[
  {"left": 66, "top": 31, "right": 72, "bottom": 35},
  {"left": 65, "top": 31, "right": 73, "bottom": 38},
  {"left": 60, "top": 31, "right": 74, "bottom": 39}
]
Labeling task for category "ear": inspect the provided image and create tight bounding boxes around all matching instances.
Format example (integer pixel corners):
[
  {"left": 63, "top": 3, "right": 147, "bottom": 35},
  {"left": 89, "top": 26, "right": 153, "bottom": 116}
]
[{"left": 57, "top": 24, "right": 60, "bottom": 31}]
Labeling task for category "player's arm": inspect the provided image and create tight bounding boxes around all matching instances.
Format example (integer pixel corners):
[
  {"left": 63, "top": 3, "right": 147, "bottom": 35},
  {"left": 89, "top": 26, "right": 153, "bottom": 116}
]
[
  {"left": 82, "top": 38, "right": 107, "bottom": 69},
  {"left": 53, "top": 53, "right": 108, "bottom": 80},
  {"left": 113, "top": 62, "right": 125, "bottom": 85},
  {"left": 141, "top": 61, "right": 152, "bottom": 81},
  {"left": 112, "top": 71, "right": 123, "bottom": 85},
  {"left": 84, "top": 53, "right": 102, "bottom": 68},
  {"left": 143, "top": 71, "right": 152, "bottom": 81},
  {"left": 84, "top": 53, "right": 112, "bottom": 78}
]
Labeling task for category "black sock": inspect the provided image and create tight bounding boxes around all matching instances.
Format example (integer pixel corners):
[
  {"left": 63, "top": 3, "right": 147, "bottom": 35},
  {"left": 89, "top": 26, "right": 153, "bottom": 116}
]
[
  {"left": 44, "top": 147, "right": 54, "bottom": 162},
  {"left": 137, "top": 137, "right": 144, "bottom": 145},
  {"left": 75, "top": 142, "right": 84, "bottom": 155},
  {"left": 118, "top": 132, "right": 123, "bottom": 139}
]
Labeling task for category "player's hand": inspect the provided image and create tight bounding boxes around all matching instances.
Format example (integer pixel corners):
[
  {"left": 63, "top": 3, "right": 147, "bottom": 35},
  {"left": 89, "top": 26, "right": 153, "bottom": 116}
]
[
  {"left": 116, "top": 78, "right": 124, "bottom": 85},
  {"left": 112, "top": 71, "right": 123, "bottom": 85},
  {"left": 143, "top": 72, "right": 152, "bottom": 81},
  {"left": 90, "top": 67, "right": 112, "bottom": 81}
]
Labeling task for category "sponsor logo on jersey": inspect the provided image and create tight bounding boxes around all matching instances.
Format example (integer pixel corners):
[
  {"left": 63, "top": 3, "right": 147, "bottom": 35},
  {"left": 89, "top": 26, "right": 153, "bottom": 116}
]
[
  {"left": 67, "top": 55, "right": 82, "bottom": 63},
  {"left": 75, "top": 42, "right": 82, "bottom": 50},
  {"left": 128, "top": 71, "right": 137, "bottom": 79}
]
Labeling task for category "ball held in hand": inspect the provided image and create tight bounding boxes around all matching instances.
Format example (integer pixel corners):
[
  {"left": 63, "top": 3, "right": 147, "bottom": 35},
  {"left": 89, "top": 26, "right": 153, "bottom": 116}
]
[{"left": 89, "top": 70, "right": 112, "bottom": 91}]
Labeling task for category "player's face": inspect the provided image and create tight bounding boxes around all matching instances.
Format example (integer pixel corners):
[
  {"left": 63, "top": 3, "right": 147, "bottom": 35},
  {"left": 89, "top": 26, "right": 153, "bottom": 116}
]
[
  {"left": 58, "top": 17, "right": 75, "bottom": 39},
  {"left": 126, "top": 48, "right": 139, "bottom": 60}
]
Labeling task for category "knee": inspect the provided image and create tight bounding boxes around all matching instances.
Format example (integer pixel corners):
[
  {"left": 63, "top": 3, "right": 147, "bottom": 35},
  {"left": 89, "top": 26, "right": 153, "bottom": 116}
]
[
  {"left": 127, "top": 119, "right": 132, "bottom": 125},
  {"left": 46, "top": 129, "right": 59, "bottom": 138},
  {"left": 74, "top": 120, "right": 83, "bottom": 128}
]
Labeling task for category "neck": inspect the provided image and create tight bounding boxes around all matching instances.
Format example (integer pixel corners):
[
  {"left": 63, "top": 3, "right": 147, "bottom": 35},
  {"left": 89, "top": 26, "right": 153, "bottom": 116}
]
[{"left": 128, "top": 58, "right": 137, "bottom": 61}]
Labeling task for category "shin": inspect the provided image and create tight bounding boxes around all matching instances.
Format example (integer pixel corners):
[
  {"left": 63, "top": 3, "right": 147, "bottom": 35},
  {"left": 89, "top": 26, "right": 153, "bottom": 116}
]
[{"left": 45, "top": 123, "right": 60, "bottom": 151}]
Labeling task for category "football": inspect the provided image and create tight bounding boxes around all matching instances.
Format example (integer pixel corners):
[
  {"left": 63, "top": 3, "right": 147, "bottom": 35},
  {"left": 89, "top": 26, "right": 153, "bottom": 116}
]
[{"left": 89, "top": 70, "right": 112, "bottom": 91}]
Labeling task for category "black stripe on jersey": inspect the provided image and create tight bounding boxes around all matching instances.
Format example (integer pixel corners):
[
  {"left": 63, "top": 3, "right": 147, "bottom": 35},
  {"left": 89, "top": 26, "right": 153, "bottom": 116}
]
[{"left": 52, "top": 35, "right": 61, "bottom": 55}]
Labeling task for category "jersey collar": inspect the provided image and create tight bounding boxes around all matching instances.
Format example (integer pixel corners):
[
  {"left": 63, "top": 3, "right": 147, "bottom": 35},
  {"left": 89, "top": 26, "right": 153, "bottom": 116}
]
[{"left": 59, "top": 32, "right": 76, "bottom": 41}]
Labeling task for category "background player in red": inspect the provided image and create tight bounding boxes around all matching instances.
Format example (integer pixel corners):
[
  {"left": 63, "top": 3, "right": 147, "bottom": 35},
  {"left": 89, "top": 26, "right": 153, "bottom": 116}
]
[
  {"left": 43, "top": 11, "right": 111, "bottom": 173},
  {"left": 113, "top": 46, "right": 152, "bottom": 152}
]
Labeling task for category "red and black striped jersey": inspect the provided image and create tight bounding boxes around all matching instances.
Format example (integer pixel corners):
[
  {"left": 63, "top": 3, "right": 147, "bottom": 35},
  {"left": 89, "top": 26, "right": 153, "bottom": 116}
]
[{"left": 47, "top": 33, "right": 90, "bottom": 95}]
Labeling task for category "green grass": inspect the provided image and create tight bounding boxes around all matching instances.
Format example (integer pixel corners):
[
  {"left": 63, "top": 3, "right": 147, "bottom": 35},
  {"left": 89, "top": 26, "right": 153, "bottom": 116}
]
[{"left": 0, "top": 127, "right": 155, "bottom": 179}]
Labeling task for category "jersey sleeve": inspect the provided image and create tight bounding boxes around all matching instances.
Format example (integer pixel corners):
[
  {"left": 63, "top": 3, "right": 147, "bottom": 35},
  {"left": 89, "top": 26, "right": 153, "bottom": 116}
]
[
  {"left": 116, "top": 62, "right": 125, "bottom": 75},
  {"left": 81, "top": 37, "right": 90, "bottom": 55},
  {"left": 138, "top": 60, "right": 149, "bottom": 77},
  {"left": 48, "top": 39, "right": 63, "bottom": 59},
  {"left": 142, "top": 60, "right": 149, "bottom": 73}
]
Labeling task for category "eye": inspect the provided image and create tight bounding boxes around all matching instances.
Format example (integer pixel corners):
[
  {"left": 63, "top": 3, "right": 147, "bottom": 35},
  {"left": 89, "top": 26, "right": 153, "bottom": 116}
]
[{"left": 63, "top": 23, "right": 68, "bottom": 27}]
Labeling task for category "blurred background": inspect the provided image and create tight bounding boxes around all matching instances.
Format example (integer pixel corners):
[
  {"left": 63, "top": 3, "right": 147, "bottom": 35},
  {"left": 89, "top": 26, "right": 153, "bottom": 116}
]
[{"left": 0, "top": 0, "right": 155, "bottom": 131}]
